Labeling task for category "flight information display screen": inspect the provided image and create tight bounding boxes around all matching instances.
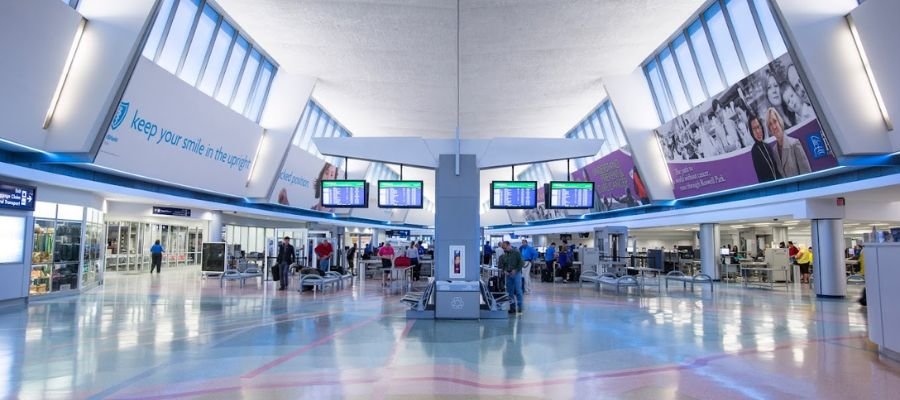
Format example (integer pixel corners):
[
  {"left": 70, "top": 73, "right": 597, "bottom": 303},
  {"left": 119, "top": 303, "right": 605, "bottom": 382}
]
[
  {"left": 378, "top": 180, "right": 424, "bottom": 208},
  {"left": 490, "top": 181, "right": 537, "bottom": 209},
  {"left": 321, "top": 180, "right": 368, "bottom": 208},
  {"left": 547, "top": 181, "right": 594, "bottom": 209}
]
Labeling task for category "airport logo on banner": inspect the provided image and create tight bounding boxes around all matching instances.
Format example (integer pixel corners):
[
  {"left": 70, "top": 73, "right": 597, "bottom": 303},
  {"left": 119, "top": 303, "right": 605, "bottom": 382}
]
[
  {"left": 806, "top": 133, "right": 829, "bottom": 160},
  {"left": 110, "top": 101, "right": 129, "bottom": 130}
]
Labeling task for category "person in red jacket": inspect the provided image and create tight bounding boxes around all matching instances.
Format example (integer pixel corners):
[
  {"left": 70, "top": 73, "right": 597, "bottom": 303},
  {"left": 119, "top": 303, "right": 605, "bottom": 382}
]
[
  {"left": 314, "top": 239, "right": 334, "bottom": 272},
  {"left": 788, "top": 241, "right": 799, "bottom": 264}
]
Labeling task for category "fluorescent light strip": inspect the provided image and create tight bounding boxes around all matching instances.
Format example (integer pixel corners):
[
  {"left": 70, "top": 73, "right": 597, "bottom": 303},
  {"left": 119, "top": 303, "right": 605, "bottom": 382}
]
[
  {"left": 43, "top": 18, "right": 87, "bottom": 129},
  {"left": 846, "top": 14, "right": 893, "bottom": 131},
  {"left": 245, "top": 130, "right": 267, "bottom": 187}
]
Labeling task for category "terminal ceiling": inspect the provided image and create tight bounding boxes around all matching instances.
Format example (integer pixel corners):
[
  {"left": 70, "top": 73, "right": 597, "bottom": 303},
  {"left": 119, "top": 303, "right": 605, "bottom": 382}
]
[{"left": 215, "top": 0, "right": 707, "bottom": 139}]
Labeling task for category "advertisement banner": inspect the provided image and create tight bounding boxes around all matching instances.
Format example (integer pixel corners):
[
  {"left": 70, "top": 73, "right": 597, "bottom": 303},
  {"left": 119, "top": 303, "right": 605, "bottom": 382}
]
[
  {"left": 270, "top": 146, "right": 347, "bottom": 214},
  {"left": 655, "top": 53, "right": 838, "bottom": 198},
  {"left": 571, "top": 147, "right": 650, "bottom": 212},
  {"left": 96, "top": 59, "right": 263, "bottom": 196}
]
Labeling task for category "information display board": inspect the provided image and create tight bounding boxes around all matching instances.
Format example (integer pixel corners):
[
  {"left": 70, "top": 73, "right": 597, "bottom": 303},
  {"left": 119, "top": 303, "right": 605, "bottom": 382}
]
[
  {"left": 0, "top": 181, "right": 36, "bottom": 211},
  {"left": 378, "top": 180, "right": 423, "bottom": 208},
  {"left": 320, "top": 180, "right": 368, "bottom": 208},
  {"left": 490, "top": 181, "right": 537, "bottom": 209},
  {"left": 201, "top": 242, "right": 226, "bottom": 274},
  {"left": 547, "top": 181, "right": 594, "bottom": 209}
]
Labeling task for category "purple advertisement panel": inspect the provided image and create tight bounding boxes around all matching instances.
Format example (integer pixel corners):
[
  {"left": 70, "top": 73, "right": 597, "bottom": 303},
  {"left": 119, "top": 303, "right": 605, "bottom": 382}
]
[
  {"left": 571, "top": 148, "right": 650, "bottom": 212},
  {"left": 656, "top": 53, "right": 839, "bottom": 198}
]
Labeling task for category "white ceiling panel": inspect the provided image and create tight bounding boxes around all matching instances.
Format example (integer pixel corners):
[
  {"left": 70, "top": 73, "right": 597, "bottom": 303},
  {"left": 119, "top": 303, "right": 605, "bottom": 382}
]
[{"left": 214, "top": 0, "right": 707, "bottom": 139}]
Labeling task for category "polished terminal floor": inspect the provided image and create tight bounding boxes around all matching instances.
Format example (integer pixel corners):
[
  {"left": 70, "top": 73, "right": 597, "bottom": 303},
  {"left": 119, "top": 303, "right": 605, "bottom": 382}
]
[{"left": 2, "top": 267, "right": 898, "bottom": 399}]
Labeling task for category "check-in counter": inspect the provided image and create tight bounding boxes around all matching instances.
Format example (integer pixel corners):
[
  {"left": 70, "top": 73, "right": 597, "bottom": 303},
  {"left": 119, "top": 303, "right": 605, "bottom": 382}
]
[{"left": 864, "top": 243, "right": 900, "bottom": 362}]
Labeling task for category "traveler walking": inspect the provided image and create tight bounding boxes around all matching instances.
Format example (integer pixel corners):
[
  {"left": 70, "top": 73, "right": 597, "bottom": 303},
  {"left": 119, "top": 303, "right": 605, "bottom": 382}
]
[
  {"left": 149, "top": 240, "right": 164, "bottom": 274},
  {"left": 277, "top": 237, "right": 295, "bottom": 291}
]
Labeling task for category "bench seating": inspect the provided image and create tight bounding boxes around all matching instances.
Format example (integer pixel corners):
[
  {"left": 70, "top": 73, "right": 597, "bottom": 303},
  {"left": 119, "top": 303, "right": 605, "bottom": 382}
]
[
  {"left": 664, "top": 271, "right": 713, "bottom": 292},
  {"left": 479, "top": 279, "right": 510, "bottom": 311},
  {"left": 299, "top": 273, "right": 341, "bottom": 293},
  {"left": 220, "top": 262, "right": 262, "bottom": 288},
  {"left": 326, "top": 271, "right": 353, "bottom": 288},
  {"left": 596, "top": 273, "right": 640, "bottom": 295},
  {"left": 401, "top": 280, "right": 436, "bottom": 311}
]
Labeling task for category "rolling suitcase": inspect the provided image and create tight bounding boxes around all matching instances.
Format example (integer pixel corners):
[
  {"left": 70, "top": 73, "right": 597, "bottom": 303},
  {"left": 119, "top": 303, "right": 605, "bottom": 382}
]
[
  {"left": 489, "top": 274, "right": 505, "bottom": 292},
  {"left": 541, "top": 265, "right": 554, "bottom": 282}
]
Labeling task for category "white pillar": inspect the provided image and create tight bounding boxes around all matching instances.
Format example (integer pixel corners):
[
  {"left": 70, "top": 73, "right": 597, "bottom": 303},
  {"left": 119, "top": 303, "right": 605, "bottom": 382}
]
[
  {"left": 811, "top": 218, "right": 846, "bottom": 298},
  {"left": 208, "top": 210, "right": 223, "bottom": 242},
  {"left": 773, "top": 226, "right": 789, "bottom": 247},
  {"left": 699, "top": 223, "right": 721, "bottom": 279}
]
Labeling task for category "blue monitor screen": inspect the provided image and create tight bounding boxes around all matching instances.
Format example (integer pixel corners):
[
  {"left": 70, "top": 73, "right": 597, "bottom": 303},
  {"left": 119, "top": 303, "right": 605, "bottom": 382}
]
[
  {"left": 321, "top": 180, "right": 368, "bottom": 208},
  {"left": 547, "top": 181, "right": 594, "bottom": 209},
  {"left": 378, "top": 181, "right": 423, "bottom": 208},
  {"left": 490, "top": 181, "right": 537, "bottom": 209}
]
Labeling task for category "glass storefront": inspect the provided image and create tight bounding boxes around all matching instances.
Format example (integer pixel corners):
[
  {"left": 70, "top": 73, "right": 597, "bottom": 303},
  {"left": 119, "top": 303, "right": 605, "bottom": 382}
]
[
  {"left": 105, "top": 221, "right": 203, "bottom": 272},
  {"left": 30, "top": 202, "right": 105, "bottom": 296}
]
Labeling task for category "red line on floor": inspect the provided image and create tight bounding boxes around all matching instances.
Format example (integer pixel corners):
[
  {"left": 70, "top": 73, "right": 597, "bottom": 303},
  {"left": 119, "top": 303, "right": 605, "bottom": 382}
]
[
  {"left": 112, "top": 334, "right": 867, "bottom": 399},
  {"left": 240, "top": 313, "right": 387, "bottom": 379}
]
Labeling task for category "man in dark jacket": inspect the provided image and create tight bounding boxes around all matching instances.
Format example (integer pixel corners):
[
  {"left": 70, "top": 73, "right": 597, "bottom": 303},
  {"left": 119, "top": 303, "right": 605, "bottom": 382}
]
[
  {"left": 499, "top": 241, "right": 524, "bottom": 315},
  {"left": 277, "top": 236, "right": 295, "bottom": 291}
]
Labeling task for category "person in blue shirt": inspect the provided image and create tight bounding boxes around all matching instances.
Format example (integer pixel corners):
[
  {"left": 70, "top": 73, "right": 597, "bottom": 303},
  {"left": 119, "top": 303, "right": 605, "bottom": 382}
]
[
  {"left": 557, "top": 245, "right": 572, "bottom": 282},
  {"left": 482, "top": 241, "right": 494, "bottom": 266},
  {"left": 149, "top": 240, "right": 164, "bottom": 274},
  {"left": 544, "top": 242, "right": 556, "bottom": 277},
  {"left": 519, "top": 239, "right": 538, "bottom": 294},
  {"left": 364, "top": 243, "right": 373, "bottom": 259}
]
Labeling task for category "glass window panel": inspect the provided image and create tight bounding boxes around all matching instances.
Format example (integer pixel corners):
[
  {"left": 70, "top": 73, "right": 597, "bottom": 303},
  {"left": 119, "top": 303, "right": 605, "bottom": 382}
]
[
  {"left": 299, "top": 107, "right": 319, "bottom": 151},
  {"left": 215, "top": 35, "right": 249, "bottom": 104},
  {"left": 704, "top": 2, "right": 743, "bottom": 84},
  {"left": 610, "top": 106, "right": 628, "bottom": 149},
  {"left": 673, "top": 34, "right": 705, "bottom": 106},
  {"left": 659, "top": 47, "right": 690, "bottom": 114},
  {"left": 645, "top": 60, "right": 673, "bottom": 123},
  {"left": 231, "top": 49, "right": 261, "bottom": 112},
  {"left": 246, "top": 61, "right": 274, "bottom": 121},
  {"left": 589, "top": 114, "right": 612, "bottom": 154},
  {"left": 292, "top": 104, "right": 313, "bottom": 146},
  {"left": 752, "top": 0, "right": 787, "bottom": 57},
  {"left": 726, "top": 0, "right": 768, "bottom": 71},
  {"left": 142, "top": 0, "right": 176, "bottom": 60},
  {"left": 197, "top": 21, "right": 234, "bottom": 96},
  {"left": 598, "top": 109, "right": 618, "bottom": 152},
  {"left": 157, "top": 0, "right": 200, "bottom": 74},
  {"left": 179, "top": 4, "right": 218, "bottom": 85},
  {"left": 688, "top": 20, "right": 725, "bottom": 95}
]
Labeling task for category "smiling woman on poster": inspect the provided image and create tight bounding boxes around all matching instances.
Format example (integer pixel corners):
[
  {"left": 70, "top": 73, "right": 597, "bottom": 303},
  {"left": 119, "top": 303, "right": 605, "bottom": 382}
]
[
  {"left": 766, "top": 107, "right": 810, "bottom": 178},
  {"left": 749, "top": 112, "right": 782, "bottom": 182}
]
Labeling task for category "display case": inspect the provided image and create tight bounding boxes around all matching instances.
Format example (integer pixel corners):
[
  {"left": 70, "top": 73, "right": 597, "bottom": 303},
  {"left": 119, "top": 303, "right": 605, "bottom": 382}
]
[
  {"left": 30, "top": 219, "right": 55, "bottom": 295},
  {"left": 82, "top": 208, "right": 104, "bottom": 288}
]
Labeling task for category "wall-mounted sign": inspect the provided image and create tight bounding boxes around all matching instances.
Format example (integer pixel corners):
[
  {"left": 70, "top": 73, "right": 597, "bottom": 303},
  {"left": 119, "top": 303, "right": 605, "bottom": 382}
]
[
  {"left": 386, "top": 230, "right": 411, "bottom": 238},
  {"left": 152, "top": 206, "right": 191, "bottom": 217},
  {"left": 0, "top": 181, "right": 36, "bottom": 211},
  {"left": 449, "top": 245, "right": 465, "bottom": 279}
]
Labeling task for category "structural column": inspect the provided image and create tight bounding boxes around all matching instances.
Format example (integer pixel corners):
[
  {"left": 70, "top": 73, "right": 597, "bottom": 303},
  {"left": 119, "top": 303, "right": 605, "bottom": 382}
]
[
  {"left": 811, "top": 219, "right": 846, "bottom": 298},
  {"left": 773, "top": 226, "right": 789, "bottom": 247},
  {"left": 699, "top": 223, "right": 721, "bottom": 280},
  {"left": 434, "top": 154, "right": 480, "bottom": 281},
  {"left": 208, "top": 210, "right": 223, "bottom": 242}
]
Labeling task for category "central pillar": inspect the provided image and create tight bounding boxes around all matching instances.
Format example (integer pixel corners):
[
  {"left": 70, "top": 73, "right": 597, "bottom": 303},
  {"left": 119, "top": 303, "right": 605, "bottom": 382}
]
[
  {"left": 433, "top": 154, "right": 481, "bottom": 319},
  {"left": 699, "top": 223, "right": 721, "bottom": 280},
  {"left": 811, "top": 218, "right": 846, "bottom": 298}
]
